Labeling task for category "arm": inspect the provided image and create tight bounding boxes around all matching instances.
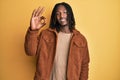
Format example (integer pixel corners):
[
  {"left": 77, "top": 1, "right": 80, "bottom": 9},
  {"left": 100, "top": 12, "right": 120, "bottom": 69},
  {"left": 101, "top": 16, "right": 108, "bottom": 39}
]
[
  {"left": 80, "top": 41, "right": 90, "bottom": 80},
  {"left": 24, "top": 28, "right": 40, "bottom": 56},
  {"left": 24, "top": 7, "right": 46, "bottom": 56}
]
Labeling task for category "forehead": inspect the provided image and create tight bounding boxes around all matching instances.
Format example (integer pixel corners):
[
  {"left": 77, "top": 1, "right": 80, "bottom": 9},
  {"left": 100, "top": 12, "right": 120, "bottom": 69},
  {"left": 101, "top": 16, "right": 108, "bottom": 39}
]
[{"left": 56, "top": 5, "right": 67, "bottom": 11}]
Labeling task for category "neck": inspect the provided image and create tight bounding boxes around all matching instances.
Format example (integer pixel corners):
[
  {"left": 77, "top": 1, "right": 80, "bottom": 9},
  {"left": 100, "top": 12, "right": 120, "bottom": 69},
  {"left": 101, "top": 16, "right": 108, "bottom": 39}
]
[{"left": 60, "top": 26, "right": 71, "bottom": 33}]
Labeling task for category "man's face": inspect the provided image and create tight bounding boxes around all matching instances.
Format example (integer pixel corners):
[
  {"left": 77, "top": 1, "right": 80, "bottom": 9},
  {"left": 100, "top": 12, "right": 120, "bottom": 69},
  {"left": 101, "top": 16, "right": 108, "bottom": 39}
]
[{"left": 56, "top": 5, "right": 68, "bottom": 27}]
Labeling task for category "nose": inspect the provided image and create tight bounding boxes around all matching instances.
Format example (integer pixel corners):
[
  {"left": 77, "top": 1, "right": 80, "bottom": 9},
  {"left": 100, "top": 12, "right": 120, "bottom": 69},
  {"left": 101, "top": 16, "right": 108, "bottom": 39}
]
[{"left": 60, "top": 13, "right": 64, "bottom": 18}]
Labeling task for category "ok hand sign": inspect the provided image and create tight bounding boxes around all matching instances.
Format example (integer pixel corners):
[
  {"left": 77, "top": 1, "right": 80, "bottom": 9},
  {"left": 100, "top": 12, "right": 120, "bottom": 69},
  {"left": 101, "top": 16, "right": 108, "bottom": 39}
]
[{"left": 30, "top": 7, "right": 46, "bottom": 30}]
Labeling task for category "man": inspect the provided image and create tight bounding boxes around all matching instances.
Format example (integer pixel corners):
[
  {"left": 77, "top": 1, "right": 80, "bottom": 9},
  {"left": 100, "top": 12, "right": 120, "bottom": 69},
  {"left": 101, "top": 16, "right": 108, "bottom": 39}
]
[{"left": 24, "top": 2, "right": 90, "bottom": 80}]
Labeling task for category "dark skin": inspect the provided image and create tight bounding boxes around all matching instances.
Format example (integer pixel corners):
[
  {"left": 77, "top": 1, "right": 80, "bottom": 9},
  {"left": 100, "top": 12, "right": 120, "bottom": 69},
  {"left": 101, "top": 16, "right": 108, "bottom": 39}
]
[{"left": 30, "top": 6, "right": 71, "bottom": 33}]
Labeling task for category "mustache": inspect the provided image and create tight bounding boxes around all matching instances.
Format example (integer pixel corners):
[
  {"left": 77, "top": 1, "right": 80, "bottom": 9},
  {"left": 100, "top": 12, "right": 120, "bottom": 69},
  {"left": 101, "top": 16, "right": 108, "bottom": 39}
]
[{"left": 59, "top": 18, "right": 67, "bottom": 20}]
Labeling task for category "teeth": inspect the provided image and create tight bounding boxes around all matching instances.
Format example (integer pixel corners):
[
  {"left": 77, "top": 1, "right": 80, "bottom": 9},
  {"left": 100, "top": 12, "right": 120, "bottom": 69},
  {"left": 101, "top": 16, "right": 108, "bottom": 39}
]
[{"left": 60, "top": 19, "right": 65, "bottom": 22}]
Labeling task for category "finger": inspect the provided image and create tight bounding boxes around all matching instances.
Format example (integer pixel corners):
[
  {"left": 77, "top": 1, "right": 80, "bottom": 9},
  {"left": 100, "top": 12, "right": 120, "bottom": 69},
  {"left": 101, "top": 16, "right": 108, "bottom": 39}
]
[
  {"left": 41, "top": 18, "right": 46, "bottom": 24},
  {"left": 38, "top": 16, "right": 46, "bottom": 21},
  {"left": 35, "top": 7, "right": 42, "bottom": 16},
  {"left": 32, "top": 9, "right": 36, "bottom": 17},
  {"left": 38, "top": 7, "right": 45, "bottom": 17},
  {"left": 36, "top": 21, "right": 46, "bottom": 29},
  {"left": 39, "top": 22, "right": 46, "bottom": 28},
  {"left": 38, "top": 16, "right": 45, "bottom": 23},
  {"left": 41, "top": 16, "right": 46, "bottom": 19},
  {"left": 42, "top": 22, "right": 46, "bottom": 27}
]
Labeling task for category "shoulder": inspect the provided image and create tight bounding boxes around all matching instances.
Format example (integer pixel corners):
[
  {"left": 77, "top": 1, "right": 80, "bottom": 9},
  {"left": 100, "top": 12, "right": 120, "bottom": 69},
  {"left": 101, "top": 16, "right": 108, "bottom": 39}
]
[
  {"left": 40, "top": 28, "right": 56, "bottom": 40},
  {"left": 73, "top": 29, "right": 88, "bottom": 47},
  {"left": 74, "top": 29, "right": 87, "bottom": 41},
  {"left": 40, "top": 28, "right": 54, "bottom": 35}
]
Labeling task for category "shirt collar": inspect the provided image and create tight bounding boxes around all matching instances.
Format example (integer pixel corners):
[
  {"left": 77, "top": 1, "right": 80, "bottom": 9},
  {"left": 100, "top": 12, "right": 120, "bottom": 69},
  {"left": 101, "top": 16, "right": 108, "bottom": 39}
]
[{"left": 48, "top": 28, "right": 80, "bottom": 36}]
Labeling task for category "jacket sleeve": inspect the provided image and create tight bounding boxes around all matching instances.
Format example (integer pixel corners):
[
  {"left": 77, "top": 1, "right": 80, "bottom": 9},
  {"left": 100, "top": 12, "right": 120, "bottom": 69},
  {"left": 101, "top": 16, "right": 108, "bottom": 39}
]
[
  {"left": 24, "top": 28, "right": 41, "bottom": 56},
  {"left": 80, "top": 40, "right": 90, "bottom": 80}
]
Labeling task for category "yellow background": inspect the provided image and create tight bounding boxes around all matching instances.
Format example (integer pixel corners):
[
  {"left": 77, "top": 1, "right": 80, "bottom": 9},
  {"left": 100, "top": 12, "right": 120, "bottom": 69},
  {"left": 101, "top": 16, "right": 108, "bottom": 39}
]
[{"left": 0, "top": 0, "right": 120, "bottom": 80}]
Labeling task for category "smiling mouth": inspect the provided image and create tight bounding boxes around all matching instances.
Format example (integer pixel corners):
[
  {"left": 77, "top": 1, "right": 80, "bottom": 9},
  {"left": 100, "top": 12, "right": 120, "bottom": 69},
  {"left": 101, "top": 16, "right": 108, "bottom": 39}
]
[{"left": 60, "top": 18, "right": 66, "bottom": 22}]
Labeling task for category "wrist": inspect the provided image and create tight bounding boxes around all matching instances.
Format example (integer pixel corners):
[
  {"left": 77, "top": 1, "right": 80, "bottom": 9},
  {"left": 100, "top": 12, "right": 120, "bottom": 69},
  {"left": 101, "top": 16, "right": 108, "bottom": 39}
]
[{"left": 29, "top": 27, "right": 39, "bottom": 31}]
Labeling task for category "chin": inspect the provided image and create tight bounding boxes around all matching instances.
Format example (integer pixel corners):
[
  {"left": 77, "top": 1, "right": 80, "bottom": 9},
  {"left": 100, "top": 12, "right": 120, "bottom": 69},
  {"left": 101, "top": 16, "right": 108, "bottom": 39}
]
[{"left": 60, "top": 23, "right": 68, "bottom": 27}]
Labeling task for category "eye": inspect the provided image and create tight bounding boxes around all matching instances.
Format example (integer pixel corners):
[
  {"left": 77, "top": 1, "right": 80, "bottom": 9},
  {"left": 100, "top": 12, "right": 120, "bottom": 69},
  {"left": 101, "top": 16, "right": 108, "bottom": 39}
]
[
  {"left": 64, "top": 11, "right": 67, "bottom": 14},
  {"left": 56, "top": 12, "right": 60, "bottom": 15}
]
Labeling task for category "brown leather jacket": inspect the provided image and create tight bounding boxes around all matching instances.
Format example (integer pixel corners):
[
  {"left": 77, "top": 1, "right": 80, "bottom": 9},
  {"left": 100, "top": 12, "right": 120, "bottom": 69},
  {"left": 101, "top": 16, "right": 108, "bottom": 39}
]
[{"left": 24, "top": 28, "right": 90, "bottom": 80}]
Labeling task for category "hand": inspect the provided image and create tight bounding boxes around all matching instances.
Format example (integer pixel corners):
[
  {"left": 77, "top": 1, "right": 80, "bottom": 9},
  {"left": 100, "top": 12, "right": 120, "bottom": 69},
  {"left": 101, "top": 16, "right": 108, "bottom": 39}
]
[{"left": 30, "top": 7, "right": 46, "bottom": 30}]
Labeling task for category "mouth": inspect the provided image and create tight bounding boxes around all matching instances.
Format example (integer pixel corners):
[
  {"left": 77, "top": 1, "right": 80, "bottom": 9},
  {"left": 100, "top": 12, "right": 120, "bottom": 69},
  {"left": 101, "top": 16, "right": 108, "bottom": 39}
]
[
  {"left": 58, "top": 18, "right": 68, "bottom": 26},
  {"left": 60, "top": 18, "right": 66, "bottom": 22}
]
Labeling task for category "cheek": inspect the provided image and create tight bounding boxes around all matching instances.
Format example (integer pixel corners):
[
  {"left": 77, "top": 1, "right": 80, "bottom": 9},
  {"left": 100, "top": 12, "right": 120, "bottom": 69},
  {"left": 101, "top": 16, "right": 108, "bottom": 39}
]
[
  {"left": 65, "top": 14, "right": 67, "bottom": 18},
  {"left": 56, "top": 15, "right": 60, "bottom": 20}
]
